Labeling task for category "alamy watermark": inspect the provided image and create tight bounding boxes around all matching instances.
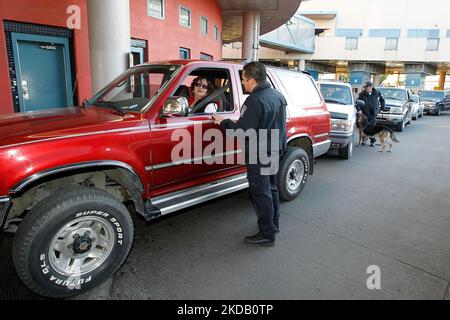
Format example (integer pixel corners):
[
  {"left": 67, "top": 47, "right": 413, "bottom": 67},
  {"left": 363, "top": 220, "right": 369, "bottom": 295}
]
[
  {"left": 66, "top": 5, "right": 81, "bottom": 30},
  {"left": 170, "top": 125, "right": 281, "bottom": 175},
  {"left": 366, "top": 265, "right": 381, "bottom": 290}
]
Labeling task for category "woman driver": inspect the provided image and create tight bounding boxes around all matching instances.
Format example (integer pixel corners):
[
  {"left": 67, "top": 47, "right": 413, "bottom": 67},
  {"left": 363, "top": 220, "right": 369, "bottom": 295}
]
[{"left": 188, "top": 77, "right": 218, "bottom": 114}]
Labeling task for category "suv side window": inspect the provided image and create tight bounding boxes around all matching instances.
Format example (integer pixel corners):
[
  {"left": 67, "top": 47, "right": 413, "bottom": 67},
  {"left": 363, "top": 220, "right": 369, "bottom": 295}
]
[
  {"left": 275, "top": 70, "right": 322, "bottom": 106},
  {"left": 172, "top": 68, "right": 235, "bottom": 115},
  {"left": 238, "top": 70, "right": 275, "bottom": 100}
]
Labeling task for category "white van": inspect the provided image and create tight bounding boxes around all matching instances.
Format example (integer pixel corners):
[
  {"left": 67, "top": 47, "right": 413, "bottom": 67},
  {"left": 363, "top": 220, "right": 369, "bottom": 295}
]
[{"left": 318, "top": 82, "right": 356, "bottom": 159}]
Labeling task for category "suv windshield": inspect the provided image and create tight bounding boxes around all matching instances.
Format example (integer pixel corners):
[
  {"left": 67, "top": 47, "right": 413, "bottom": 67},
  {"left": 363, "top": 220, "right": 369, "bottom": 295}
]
[
  {"left": 420, "top": 91, "right": 445, "bottom": 101},
  {"left": 377, "top": 88, "right": 406, "bottom": 101},
  {"left": 319, "top": 83, "right": 353, "bottom": 105},
  {"left": 87, "top": 64, "right": 181, "bottom": 113}
]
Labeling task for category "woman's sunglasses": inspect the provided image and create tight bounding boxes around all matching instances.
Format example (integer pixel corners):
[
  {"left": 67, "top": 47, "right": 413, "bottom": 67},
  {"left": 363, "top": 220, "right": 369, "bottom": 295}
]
[{"left": 195, "top": 83, "right": 209, "bottom": 90}]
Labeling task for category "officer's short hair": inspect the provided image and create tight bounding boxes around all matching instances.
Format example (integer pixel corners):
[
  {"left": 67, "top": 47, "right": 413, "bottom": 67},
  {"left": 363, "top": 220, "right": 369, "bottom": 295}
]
[{"left": 243, "top": 62, "right": 267, "bottom": 84}]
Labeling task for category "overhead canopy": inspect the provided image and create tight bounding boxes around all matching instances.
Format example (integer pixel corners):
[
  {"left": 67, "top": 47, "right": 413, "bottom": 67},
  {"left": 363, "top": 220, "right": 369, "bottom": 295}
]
[{"left": 218, "top": 0, "right": 303, "bottom": 43}]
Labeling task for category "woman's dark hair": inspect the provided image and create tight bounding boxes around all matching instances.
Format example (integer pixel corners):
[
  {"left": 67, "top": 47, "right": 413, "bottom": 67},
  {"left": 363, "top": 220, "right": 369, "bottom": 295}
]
[
  {"left": 191, "top": 77, "right": 214, "bottom": 94},
  {"left": 243, "top": 62, "right": 267, "bottom": 84}
]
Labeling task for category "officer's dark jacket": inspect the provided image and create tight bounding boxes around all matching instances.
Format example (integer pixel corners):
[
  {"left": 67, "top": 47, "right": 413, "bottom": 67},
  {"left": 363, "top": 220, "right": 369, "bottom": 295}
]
[
  {"left": 357, "top": 88, "right": 385, "bottom": 116},
  {"left": 220, "top": 82, "right": 287, "bottom": 164}
]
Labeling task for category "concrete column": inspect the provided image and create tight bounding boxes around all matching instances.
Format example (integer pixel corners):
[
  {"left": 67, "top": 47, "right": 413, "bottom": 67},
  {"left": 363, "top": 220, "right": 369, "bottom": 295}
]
[
  {"left": 437, "top": 71, "right": 447, "bottom": 90},
  {"left": 87, "top": 0, "right": 131, "bottom": 93},
  {"left": 299, "top": 59, "right": 306, "bottom": 71},
  {"left": 349, "top": 71, "right": 371, "bottom": 88},
  {"left": 306, "top": 69, "right": 319, "bottom": 81},
  {"left": 242, "top": 12, "right": 261, "bottom": 62},
  {"left": 405, "top": 73, "right": 426, "bottom": 89}
]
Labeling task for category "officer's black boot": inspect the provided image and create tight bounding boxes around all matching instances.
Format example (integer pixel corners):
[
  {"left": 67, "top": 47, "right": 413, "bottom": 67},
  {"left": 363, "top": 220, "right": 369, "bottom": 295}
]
[{"left": 244, "top": 232, "right": 275, "bottom": 246}]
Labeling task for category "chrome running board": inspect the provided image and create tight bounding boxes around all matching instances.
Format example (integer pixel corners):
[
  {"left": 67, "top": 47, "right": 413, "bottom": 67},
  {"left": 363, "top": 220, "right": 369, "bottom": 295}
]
[{"left": 144, "top": 173, "right": 248, "bottom": 220}]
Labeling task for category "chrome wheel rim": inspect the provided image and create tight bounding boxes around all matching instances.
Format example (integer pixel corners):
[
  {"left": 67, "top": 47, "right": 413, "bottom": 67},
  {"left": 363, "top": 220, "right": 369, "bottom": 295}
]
[
  {"left": 286, "top": 160, "right": 304, "bottom": 193},
  {"left": 49, "top": 216, "right": 115, "bottom": 277}
]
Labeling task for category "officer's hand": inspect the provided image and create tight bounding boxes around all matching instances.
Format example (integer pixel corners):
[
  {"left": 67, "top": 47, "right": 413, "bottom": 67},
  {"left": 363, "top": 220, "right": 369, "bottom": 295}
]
[{"left": 212, "top": 113, "right": 224, "bottom": 125}]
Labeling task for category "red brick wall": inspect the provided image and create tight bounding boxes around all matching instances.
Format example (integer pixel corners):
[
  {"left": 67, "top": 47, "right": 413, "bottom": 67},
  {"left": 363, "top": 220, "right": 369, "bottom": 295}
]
[{"left": 0, "top": 0, "right": 222, "bottom": 114}]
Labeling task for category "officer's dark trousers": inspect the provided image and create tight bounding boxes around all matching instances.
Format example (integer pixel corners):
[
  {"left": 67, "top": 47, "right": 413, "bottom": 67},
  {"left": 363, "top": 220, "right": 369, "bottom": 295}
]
[
  {"left": 368, "top": 114, "right": 377, "bottom": 144},
  {"left": 246, "top": 164, "right": 279, "bottom": 239}
]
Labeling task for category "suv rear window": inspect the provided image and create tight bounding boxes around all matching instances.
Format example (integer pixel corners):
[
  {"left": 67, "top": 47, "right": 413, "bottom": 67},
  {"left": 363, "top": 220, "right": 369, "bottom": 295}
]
[
  {"left": 319, "top": 83, "right": 353, "bottom": 105},
  {"left": 420, "top": 91, "right": 445, "bottom": 100},
  {"left": 275, "top": 70, "right": 322, "bottom": 106}
]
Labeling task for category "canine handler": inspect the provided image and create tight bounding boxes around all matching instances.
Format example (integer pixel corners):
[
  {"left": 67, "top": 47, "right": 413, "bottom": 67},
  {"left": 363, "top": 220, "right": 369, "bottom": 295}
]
[
  {"left": 356, "top": 81, "right": 385, "bottom": 146},
  {"left": 212, "top": 62, "right": 287, "bottom": 246}
]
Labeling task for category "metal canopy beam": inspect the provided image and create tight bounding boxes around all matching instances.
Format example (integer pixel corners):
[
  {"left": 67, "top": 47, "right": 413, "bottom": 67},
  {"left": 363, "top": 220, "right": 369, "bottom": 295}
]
[
  {"left": 218, "top": 0, "right": 302, "bottom": 43},
  {"left": 348, "top": 62, "right": 386, "bottom": 75},
  {"left": 404, "top": 63, "right": 437, "bottom": 75}
]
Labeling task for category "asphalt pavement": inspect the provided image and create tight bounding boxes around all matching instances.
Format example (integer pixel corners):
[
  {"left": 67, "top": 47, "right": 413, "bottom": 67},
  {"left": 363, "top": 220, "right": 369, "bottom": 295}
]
[{"left": 1, "top": 112, "right": 450, "bottom": 300}]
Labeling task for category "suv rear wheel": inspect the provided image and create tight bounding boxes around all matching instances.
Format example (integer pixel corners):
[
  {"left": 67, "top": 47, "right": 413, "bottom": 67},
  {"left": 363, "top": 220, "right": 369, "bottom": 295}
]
[
  {"left": 277, "top": 147, "right": 309, "bottom": 201},
  {"left": 12, "top": 188, "right": 134, "bottom": 298}
]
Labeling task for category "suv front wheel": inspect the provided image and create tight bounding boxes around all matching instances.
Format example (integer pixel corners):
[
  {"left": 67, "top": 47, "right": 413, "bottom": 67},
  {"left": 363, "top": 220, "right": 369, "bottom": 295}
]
[
  {"left": 396, "top": 119, "right": 405, "bottom": 132},
  {"left": 12, "top": 188, "right": 134, "bottom": 298},
  {"left": 338, "top": 133, "right": 354, "bottom": 160},
  {"left": 277, "top": 147, "right": 309, "bottom": 201}
]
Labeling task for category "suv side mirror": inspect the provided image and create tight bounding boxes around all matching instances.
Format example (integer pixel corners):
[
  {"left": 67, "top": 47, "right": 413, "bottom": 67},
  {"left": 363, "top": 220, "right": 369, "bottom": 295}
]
[
  {"left": 355, "top": 99, "right": 365, "bottom": 109},
  {"left": 161, "top": 96, "right": 189, "bottom": 118}
]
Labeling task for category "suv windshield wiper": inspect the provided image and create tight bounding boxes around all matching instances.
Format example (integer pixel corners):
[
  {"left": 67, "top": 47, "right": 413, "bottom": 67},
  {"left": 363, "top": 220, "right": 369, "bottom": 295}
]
[
  {"left": 325, "top": 99, "right": 347, "bottom": 105},
  {"left": 91, "top": 101, "right": 126, "bottom": 115}
]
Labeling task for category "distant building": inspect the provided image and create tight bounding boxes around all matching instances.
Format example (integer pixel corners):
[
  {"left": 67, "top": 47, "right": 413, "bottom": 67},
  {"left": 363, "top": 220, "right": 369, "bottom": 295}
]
[{"left": 224, "top": 0, "right": 450, "bottom": 91}]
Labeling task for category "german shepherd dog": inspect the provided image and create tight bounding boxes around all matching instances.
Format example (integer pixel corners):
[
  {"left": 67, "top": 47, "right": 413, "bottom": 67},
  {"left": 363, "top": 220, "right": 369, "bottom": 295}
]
[{"left": 357, "top": 114, "right": 399, "bottom": 152}]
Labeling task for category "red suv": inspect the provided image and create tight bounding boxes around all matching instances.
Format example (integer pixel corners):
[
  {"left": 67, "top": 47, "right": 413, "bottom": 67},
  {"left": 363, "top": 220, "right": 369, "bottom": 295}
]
[{"left": 0, "top": 60, "right": 330, "bottom": 298}]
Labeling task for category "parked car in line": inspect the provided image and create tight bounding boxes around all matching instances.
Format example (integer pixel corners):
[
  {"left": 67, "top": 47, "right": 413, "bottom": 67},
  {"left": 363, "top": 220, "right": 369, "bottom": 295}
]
[
  {"left": 0, "top": 60, "right": 331, "bottom": 298},
  {"left": 419, "top": 90, "right": 450, "bottom": 116},
  {"left": 318, "top": 82, "right": 356, "bottom": 159},
  {"left": 410, "top": 94, "right": 423, "bottom": 120},
  {"left": 376, "top": 87, "right": 413, "bottom": 131}
]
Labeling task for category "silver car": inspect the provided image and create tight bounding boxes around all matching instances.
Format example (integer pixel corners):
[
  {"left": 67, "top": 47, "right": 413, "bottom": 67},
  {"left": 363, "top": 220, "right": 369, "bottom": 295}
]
[
  {"left": 319, "top": 82, "right": 356, "bottom": 160},
  {"left": 410, "top": 94, "right": 424, "bottom": 120},
  {"left": 376, "top": 87, "right": 413, "bottom": 132}
]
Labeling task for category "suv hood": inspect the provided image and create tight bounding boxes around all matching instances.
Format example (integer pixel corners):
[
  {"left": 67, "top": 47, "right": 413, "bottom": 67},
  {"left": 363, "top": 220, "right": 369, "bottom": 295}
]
[
  {"left": 326, "top": 103, "right": 355, "bottom": 120},
  {"left": 0, "top": 107, "right": 133, "bottom": 148},
  {"left": 384, "top": 99, "right": 405, "bottom": 107},
  {"left": 420, "top": 97, "right": 441, "bottom": 103}
]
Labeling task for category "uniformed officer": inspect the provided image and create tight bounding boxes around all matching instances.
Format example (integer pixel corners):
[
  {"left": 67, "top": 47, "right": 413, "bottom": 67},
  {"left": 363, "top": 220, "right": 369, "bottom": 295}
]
[
  {"left": 212, "top": 62, "right": 287, "bottom": 246},
  {"left": 356, "top": 81, "right": 385, "bottom": 146}
]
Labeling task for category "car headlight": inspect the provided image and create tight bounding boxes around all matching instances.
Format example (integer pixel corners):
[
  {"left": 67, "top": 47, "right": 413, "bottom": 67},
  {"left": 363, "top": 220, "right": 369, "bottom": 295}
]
[
  {"left": 389, "top": 107, "right": 404, "bottom": 114},
  {"left": 331, "top": 119, "right": 352, "bottom": 132}
]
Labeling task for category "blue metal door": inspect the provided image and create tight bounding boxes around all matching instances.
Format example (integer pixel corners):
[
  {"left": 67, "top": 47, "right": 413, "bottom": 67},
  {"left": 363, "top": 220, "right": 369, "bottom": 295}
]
[
  {"left": 131, "top": 46, "right": 145, "bottom": 97},
  {"left": 11, "top": 33, "right": 74, "bottom": 112}
]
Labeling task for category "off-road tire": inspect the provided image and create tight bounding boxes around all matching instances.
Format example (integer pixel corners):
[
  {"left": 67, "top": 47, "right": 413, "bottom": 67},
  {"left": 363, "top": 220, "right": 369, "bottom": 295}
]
[
  {"left": 12, "top": 188, "right": 134, "bottom": 298},
  {"left": 277, "top": 147, "right": 309, "bottom": 201}
]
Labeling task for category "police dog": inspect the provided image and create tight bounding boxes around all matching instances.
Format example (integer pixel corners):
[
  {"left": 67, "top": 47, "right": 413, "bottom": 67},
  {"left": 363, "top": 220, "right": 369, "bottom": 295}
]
[{"left": 357, "top": 114, "right": 399, "bottom": 152}]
